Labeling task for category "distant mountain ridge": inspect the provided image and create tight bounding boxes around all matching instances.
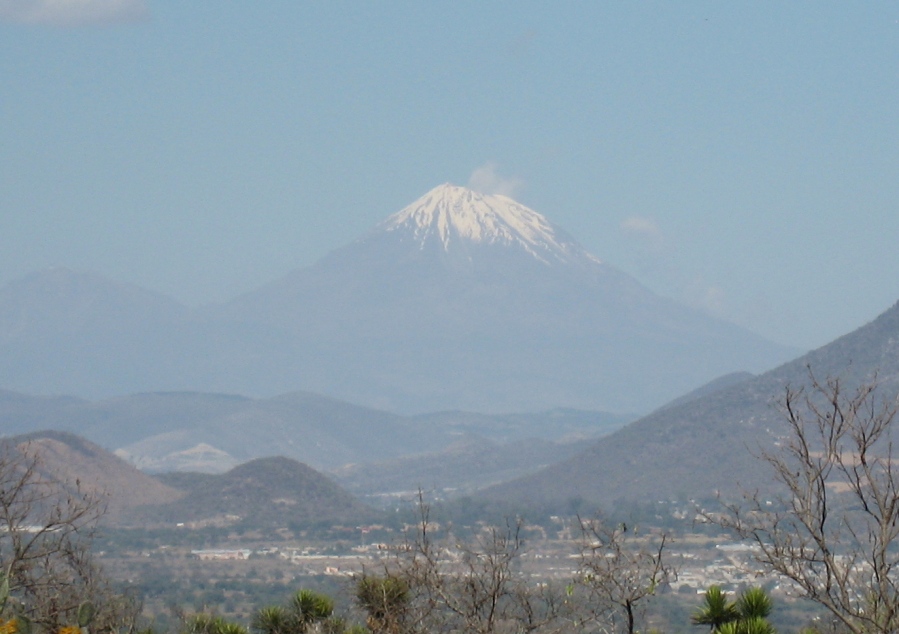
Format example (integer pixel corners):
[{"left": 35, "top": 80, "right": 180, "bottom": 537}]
[
  {"left": 334, "top": 436, "right": 586, "bottom": 501},
  {"left": 0, "top": 184, "right": 796, "bottom": 413},
  {"left": 6, "top": 298, "right": 899, "bottom": 514},
  {"left": 479, "top": 298, "right": 899, "bottom": 510},
  {"left": 0, "top": 388, "right": 630, "bottom": 481}
]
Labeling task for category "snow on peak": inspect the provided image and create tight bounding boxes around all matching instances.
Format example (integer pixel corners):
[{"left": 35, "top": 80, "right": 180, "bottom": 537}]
[{"left": 381, "top": 184, "right": 599, "bottom": 265}]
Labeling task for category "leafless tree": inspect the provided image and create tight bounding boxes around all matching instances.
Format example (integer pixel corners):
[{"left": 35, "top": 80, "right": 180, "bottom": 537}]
[
  {"left": 364, "top": 496, "right": 571, "bottom": 634},
  {"left": 0, "top": 440, "right": 139, "bottom": 633},
  {"left": 712, "top": 370, "right": 899, "bottom": 634},
  {"left": 576, "top": 518, "right": 673, "bottom": 634}
]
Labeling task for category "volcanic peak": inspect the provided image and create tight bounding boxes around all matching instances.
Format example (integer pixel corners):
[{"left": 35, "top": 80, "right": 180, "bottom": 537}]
[{"left": 381, "top": 184, "right": 599, "bottom": 265}]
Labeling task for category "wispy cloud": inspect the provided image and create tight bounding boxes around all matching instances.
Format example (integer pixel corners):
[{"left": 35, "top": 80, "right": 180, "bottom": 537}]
[
  {"left": 684, "top": 279, "right": 727, "bottom": 316},
  {"left": 468, "top": 163, "right": 523, "bottom": 198},
  {"left": 618, "top": 214, "right": 670, "bottom": 288},
  {"left": 0, "top": 0, "right": 149, "bottom": 27},
  {"left": 620, "top": 215, "right": 661, "bottom": 238},
  {"left": 619, "top": 216, "right": 665, "bottom": 251}
]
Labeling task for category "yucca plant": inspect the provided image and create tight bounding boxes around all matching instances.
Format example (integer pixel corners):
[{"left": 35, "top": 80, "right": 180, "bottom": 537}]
[
  {"left": 693, "top": 586, "right": 775, "bottom": 634},
  {"left": 736, "top": 587, "right": 771, "bottom": 622},
  {"left": 252, "top": 589, "right": 337, "bottom": 634},
  {"left": 251, "top": 606, "right": 291, "bottom": 634},
  {"left": 183, "top": 613, "right": 248, "bottom": 634},
  {"left": 290, "top": 590, "right": 334, "bottom": 632},
  {"left": 717, "top": 616, "right": 776, "bottom": 634},
  {"left": 692, "top": 586, "right": 739, "bottom": 631}
]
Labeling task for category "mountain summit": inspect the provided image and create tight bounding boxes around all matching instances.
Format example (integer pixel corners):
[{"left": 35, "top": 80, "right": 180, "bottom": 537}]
[
  {"left": 380, "top": 184, "right": 596, "bottom": 265},
  {"left": 209, "top": 185, "right": 794, "bottom": 413}
]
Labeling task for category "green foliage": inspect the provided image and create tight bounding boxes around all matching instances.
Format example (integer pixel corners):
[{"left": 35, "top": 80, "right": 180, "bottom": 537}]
[
  {"left": 76, "top": 602, "right": 96, "bottom": 628},
  {"left": 718, "top": 616, "right": 776, "bottom": 634},
  {"left": 251, "top": 606, "right": 291, "bottom": 634},
  {"left": 251, "top": 589, "right": 345, "bottom": 634},
  {"left": 693, "top": 586, "right": 775, "bottom": 633},
  {"left": 736, "top": 587, "right": 772, "bottom": 621},
  {"left": 182, "top": 613, "right": 248, "bottom": 634},
  {"left": 318, "top": 616, "right": 354, "bottom": 634},
  {"left": 692, "top": 586, "right": 739, "bottom": 630},
  {"left": 290, "top": 589, "right": 334, "bottom": 628},
  {"left": 0, "top": 569, "right": 8, "bottom": 614}
]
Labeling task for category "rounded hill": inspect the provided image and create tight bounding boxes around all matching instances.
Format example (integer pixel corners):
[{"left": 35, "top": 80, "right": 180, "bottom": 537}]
[{"left": 154, "top": 456, "right": 373, "bottom": 528}]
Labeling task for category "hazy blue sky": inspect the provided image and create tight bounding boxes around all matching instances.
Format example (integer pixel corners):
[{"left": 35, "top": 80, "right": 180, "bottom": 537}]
[{"left": 2, "top": 2, "right": 898, "bottom": 350}]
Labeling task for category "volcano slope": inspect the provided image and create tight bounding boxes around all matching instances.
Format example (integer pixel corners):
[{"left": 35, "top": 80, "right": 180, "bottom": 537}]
[{"left": 210, "top": 184, "right": 794, "bottom": 413}]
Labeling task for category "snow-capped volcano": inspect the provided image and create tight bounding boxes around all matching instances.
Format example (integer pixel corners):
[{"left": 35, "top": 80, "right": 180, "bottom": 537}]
[
  {"left": 0, "top": 184, "right": 796, "bottom": 414},
  {"left": 202, "top": 184, "right": 795, "bottom": 412},
  {"left": 381, "top": 184, "right": 598, "bottom": 265}
]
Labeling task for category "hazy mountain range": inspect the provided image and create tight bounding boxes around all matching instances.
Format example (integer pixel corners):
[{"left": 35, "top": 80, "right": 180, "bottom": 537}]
[
  {"left": 5, "top": 294, "right": 899, "bottom": 521},
  {"left": 0, "top": 387, "right": 630, "bottom": 477},
  {"left": 8, "top": 183, "right": 899, "bottom": 520},
  {"left": 482, "top": 298, "right": 899, "bottom": 510},
  {"left": 0, "top": 184, "right": 796, "bottom": 414}
]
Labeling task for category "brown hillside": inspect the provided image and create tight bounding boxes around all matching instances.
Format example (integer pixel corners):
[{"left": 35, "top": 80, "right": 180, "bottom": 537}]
[
  {"left": 480, "top": 299, "right": 899, "bottom": 511},
  {"left": 9, "top": 431, "right": 184, "bottom": 520}
]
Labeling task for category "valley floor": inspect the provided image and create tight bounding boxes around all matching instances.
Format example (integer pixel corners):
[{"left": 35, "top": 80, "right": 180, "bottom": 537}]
[{"left": 97, "top": 521, "right": 822, "bottom": 633}]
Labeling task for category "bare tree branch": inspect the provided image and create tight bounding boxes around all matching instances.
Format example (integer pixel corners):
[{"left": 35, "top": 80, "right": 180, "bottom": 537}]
[
  {"left": 363, "top": 493, "right": 571, "bottom": 634},
  {"left": 0, "top": 440, "right": 138, "bottom": 633},
  {"left": 709, "top": 369, "right": 899, "bottom": 634},
  {"left": 576, "top": 517, "right": 673, "bottom": 634}
]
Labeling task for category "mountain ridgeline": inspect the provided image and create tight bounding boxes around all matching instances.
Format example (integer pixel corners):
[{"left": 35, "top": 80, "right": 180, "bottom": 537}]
[
  {"left": 4, "top": 241, "right": 899, "bottom": 510},
  {"left": 0, "top": 184, "right": 795, "bottom": 414},
  {"left": 480, "top": 298, "right": 899, "bottom": 510},
  {"left": 0, "top": 387, "right": 631, "bottom": 478}
]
